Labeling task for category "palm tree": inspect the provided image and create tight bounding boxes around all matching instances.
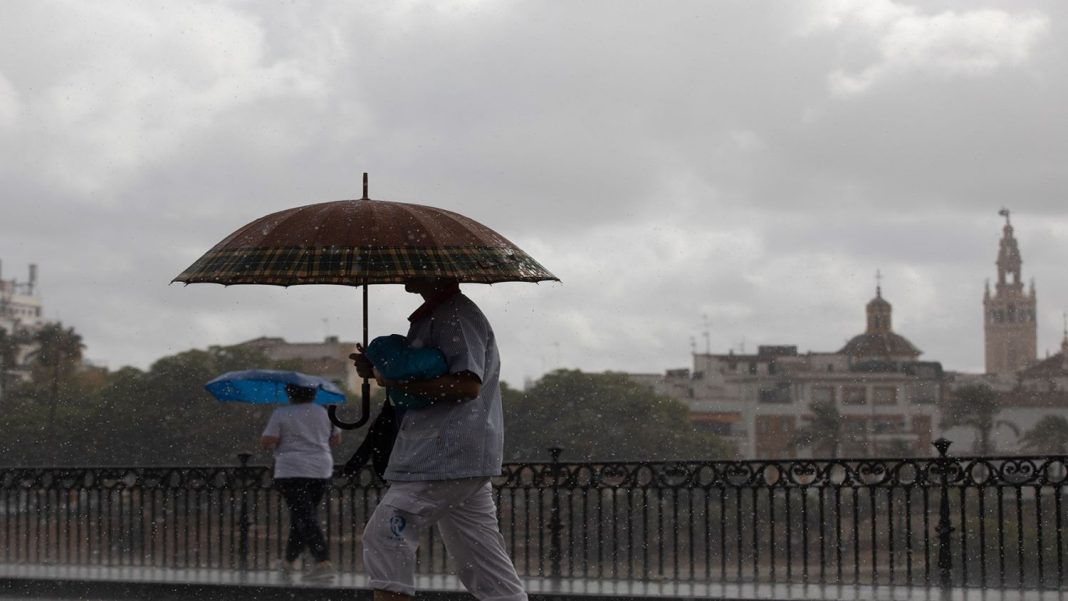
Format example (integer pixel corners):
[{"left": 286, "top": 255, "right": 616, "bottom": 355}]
[
  {"left": 792, "top": 400, "right": 842, "bottom": 458},
  {"left": 941, "top": 383, "right": 1001, "bottom": 455},
  {"left": 1019, "top": 415, "right": 1068, "bottom": 454},
  {"left": 0, "top": 327, "right": 18, "bottom": 401},
  {"left": 28, "top": 322, "right": 85, "bottom": 449},
  {"left": 0, "top": 326, "right": 32, "bottom": 402}
]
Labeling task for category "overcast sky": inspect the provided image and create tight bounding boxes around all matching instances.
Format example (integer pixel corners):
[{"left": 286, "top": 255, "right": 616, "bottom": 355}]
[{"left": 2, "top": 0, "right": 1067, "bottom": 387}]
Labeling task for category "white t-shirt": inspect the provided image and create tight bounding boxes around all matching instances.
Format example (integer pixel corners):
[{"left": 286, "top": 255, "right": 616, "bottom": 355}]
[{"left": 262, "top": 403, "right": 340, "bottom": 479}]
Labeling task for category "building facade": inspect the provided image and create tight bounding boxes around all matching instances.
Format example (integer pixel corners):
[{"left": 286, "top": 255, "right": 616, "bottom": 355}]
[
  {"left": 0, "top": 262, "right": 43, "bottom": 333},
  {"left": 984, "top": 210, "right": 1037, "bottom": 375},
  {"left": 236, "top": 335, "right": 363, "bottom": 393},
  {"left": 639, "top": 287, "right": 944, "bottom": 459},
  {"left": 0, "top": 262, "right": 45, "bottom": 395}
]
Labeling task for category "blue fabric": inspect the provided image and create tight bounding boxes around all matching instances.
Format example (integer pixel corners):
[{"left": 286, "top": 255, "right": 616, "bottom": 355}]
[
  {"left": 365, "top": 334, "right": 448, "bottom": 410},
  {"left": 205, "top": 369, "right": 347, "bottom": 406}
]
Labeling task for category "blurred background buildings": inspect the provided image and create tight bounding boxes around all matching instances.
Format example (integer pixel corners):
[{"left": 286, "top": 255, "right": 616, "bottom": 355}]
[{"left": 632, "top": 211, "right": 1067, "bottom": 459}]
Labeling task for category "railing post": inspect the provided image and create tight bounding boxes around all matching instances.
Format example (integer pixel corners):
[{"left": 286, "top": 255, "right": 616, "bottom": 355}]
[
  {"left": 548, "top": 447, "right": 563, "bottom": 579},
  {"left": 237, "top": 452, "right": 252, "bottom": 571},
  {"left": 933, "top": 438, "right": 954, "bottom": 589}
]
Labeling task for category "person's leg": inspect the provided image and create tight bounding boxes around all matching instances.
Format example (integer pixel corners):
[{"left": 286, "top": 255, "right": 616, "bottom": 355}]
[
  {"left": 275, "top": 479, "right": 305, "bottom": 563},
  {"left": 299, "top": 479, "right": 330, "bottom": 563},
  {"left": 363, "top": 480, "right": 460, "bottom": 598},
  {"left": 436, "top": 479, "right": 526, "bottom": 601}
]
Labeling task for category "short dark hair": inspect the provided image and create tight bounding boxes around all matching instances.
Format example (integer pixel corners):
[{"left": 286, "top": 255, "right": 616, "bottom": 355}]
[{"left": 285, "top": 384, "right": 318, "bottom": 404}]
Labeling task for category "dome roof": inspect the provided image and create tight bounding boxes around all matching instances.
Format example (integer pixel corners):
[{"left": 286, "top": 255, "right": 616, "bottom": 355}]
[
  {"left": 867, "top": 294, "right": 891, "bottom": 310},
  {"left": 839, "top": 331, "right": 921, "bottom": 360}
]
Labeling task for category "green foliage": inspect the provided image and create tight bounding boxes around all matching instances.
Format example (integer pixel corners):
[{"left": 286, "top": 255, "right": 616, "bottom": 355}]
[
  {"left": 0, "top": 326, "right": 27, "bottom": 393},
  {"left": 29, "top": 322, "right": 85, "bottom": 382},
  {"left": 1, "top": 350, "right": 728, "bottom": 466},
  {"left": 0, "top": 342, "right": 316, "bottom": 466},
  {"left": 1019, "top": 415, "right": 1068, "bottom": 454},
  {"left": 503, "top": 369, "right": 729, "bottom": 462},
  {"left": 941, "top": 384, "right": 1001, "bottom": 454},
  {"left": 791, "top": 400, "right": 842, "bottom": 458}
]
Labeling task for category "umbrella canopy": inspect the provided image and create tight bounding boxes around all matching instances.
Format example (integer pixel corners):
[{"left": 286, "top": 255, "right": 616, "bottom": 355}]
[
  {"left": 205, "top": 369, "right": 347, "bottom": 406},
  {"left": 174, "top": 175, "right": 558, "bottom": 430},
  {"left": 172, "top": 198, "right": 556, "bottom": 286}
]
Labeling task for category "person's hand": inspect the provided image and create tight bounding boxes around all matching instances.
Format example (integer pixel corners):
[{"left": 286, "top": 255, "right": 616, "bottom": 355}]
[
  {"left": 372, "top": 367, "right": 390, "bottom": 388},
  {"left": 349, "top": 344, "right": 375, "bottom": 379}
]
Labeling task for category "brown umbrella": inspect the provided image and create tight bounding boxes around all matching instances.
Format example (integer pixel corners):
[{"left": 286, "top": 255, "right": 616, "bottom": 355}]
[{"left": 173, "top": 175, "right": 558, "bottom": 428}]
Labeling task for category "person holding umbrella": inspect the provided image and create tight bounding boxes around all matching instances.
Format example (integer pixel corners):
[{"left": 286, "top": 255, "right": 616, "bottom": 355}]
[
  {"left": 351, "top": 277, "right": 527, "bottom": 601},
  {"left": 260, "top": 383, "right": 342, "bottom": 581}
]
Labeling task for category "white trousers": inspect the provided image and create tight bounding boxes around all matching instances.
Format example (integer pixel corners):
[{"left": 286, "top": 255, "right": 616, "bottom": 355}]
[{"left": 363, "top": 477, "right": 527, "bottom": 601}]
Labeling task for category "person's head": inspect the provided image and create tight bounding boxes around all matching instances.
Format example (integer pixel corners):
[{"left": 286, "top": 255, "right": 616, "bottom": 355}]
[
  {"left": 403, "top": 277, "right": 460, "bottom": 297},
  {"left": 284, "top": 383, "right": 318, "bottom": 404}
]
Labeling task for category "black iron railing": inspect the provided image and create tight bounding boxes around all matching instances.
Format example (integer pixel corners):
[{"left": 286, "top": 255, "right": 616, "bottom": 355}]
[{"left": 1, "top": 440, "right": 1065, "bottom": 589}]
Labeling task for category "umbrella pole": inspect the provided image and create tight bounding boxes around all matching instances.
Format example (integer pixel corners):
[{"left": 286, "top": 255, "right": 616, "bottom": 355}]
[
  {"left": 327, "top": 284, "right": 372, "bottom": 430},
  {"left": 362, "top": 283, "right": 371, "bottom": 409}
]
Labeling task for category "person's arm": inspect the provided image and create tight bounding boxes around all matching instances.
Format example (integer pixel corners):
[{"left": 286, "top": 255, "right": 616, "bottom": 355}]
[
  {"left": 262, "top": 410, "right": 281, "bottom": 450},
  {"left": 378, "top": 370, "right": 482, "bottom": 403}
]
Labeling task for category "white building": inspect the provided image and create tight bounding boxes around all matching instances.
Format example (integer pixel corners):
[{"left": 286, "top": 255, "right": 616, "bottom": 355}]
[
  {"left": 0, "top": 262, "right": 43, "bottom": 333},
  {"left": 0, "top": 262, "right": 44, "bottom": 394},
  {"left": 634, "top": 287, "right": 945, "bottom": 459}
]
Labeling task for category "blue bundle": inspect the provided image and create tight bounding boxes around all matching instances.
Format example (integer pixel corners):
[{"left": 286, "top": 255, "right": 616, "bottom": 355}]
[{"left": 364, "top": 334, "right": 448, "bottom": 409}]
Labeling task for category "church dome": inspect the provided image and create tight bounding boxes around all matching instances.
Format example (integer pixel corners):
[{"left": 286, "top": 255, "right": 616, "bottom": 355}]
[
  {"left": 839, "top": 284, "right": 922, "bottom": 361},
  {"left": 839, "top": 331, "right": 921, "bottom": 360}
]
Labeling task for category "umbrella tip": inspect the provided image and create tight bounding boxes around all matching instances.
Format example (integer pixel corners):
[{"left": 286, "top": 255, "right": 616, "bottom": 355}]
[{"left": 362, "top": 172, "right": 369, "bottom": 200}]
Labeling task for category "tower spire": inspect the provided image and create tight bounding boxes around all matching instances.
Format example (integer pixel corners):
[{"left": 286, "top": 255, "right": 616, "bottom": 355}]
[
  {"left": 1062, "top": 311, "right": 1067, "bottom": 352},
  {"left": 984, "top": 209, "right": 1037, "bottom": 374}
]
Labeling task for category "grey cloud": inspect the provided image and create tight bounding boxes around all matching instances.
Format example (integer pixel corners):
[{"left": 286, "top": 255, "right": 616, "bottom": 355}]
[{"left": 2, "top": 1, "right": 1067, "bottom": 387}]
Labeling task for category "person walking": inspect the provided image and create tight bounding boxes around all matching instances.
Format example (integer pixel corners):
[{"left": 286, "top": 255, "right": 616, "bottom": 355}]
[
  {"left": 261, "top": 383, "right": 341, "bottom": 580},
  {"left": 351, "top": 277, "right": 527, "bottom": 601}
]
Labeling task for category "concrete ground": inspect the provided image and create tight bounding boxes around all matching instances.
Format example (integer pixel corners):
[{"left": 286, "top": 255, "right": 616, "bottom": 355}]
[{"left": 1, "top": 563, "right": 1066, "bottom": 601}]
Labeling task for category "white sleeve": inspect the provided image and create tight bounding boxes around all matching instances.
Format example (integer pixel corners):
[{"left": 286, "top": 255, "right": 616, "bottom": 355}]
[{"left": 262, "top": 410, "right": 282, "bottom": 437}]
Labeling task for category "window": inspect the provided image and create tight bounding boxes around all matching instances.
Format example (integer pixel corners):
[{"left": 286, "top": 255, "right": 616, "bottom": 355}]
[
  {"left": 843, "top": 386, "right": 866, "bottom": 405},
  {"left": 811, "top": 385, "right": 834, "bottom": 404},
  {"left": 873, "top": 386, "right": 897, "bottom": 405},
  {"left": 695, "top": 421, "right": 733, "bottom": 436},
  {"left": 910, "top": 381, "right": 937, "bottom": 404},
  {"left": 872, "top": 416, "right": 904, "bottom": 434},
  {"left": 759, "top": 382, "right": 792, "bottom": 403}
]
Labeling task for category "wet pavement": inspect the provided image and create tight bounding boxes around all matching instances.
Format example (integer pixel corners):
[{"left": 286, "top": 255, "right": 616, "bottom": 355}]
[{"left": 1, "top": 563, "right": 1066, "bottom": 600}]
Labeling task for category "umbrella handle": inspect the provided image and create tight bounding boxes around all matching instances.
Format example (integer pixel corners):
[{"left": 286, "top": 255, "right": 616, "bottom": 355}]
[{"left": 328, "top": 380, "right": 372, "bottom": 430}]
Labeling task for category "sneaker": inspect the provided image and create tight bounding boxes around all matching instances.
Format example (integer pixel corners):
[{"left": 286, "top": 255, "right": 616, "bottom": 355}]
[
  {"left": 304, "top": 560, "right": 335, "bottom": 581},
  {"left": 275, "top": 559, "right": 297, "bottom": 579}
]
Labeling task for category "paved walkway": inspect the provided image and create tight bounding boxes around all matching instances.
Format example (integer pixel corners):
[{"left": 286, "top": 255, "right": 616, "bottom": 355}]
[{"left": 1, "top": 564, "right": 1066, "bottom": 600}]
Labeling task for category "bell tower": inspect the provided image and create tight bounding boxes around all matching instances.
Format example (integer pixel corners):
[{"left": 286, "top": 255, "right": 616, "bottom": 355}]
[{"left": 983, "top": 209, "right": 1037, "bottom": 375}]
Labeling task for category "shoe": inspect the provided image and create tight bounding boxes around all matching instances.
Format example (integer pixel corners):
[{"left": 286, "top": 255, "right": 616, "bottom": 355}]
[
  {"left": 304, "top": 560, "right": 335, "bottom": 581},
  {"left": 275, "top": 559, "right": 297, "bottom": 579}
]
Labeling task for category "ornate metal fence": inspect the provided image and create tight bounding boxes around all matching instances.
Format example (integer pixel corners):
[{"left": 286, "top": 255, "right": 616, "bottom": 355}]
[{"left": 1, "top": 440, "right": 1065, "bottom": 589}]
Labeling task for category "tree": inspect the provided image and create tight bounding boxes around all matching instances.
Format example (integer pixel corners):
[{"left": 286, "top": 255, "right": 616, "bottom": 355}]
[
  {"left": 941, "top": 384, "right": 1001, "bottom": 455},
  {"left": 1019, "top": 415, "right": 1068, "bottom": 454},
  {"left": 0, "top": 326, "right": 23, "bottom": 400},
  {"left": 26, "top": 322, "right": 85, "bottom": 459},
  {"left": 791, "top": 400, "right": 842, "bottom": 458},
  {"left": 29, "top": 322, "right": 86, "bottom": 404},
  {"left": 503, "top": 369, "right": 729, "bottom": 462}
]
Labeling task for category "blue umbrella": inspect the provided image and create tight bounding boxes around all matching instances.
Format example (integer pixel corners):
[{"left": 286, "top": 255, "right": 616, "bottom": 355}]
[{"left": 205, "top": 369, "right": 347, "bottom": 406}]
